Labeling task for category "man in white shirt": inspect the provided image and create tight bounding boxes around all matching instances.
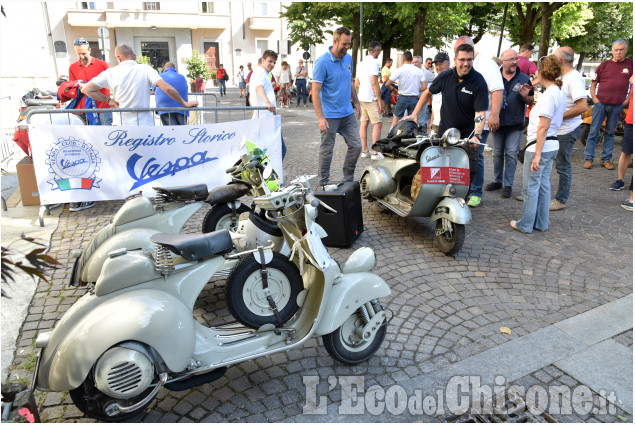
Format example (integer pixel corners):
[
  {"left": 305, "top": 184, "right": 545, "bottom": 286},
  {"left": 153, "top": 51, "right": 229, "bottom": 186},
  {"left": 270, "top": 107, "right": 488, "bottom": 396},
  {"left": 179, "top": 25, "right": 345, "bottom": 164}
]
[
  {"left": 250, "top": 49, "right": 287, "bottom": 159},
  {"left": 550, "top": 46, "right": 588, "bottom": 211},
  {"left": 414, "top": 56, "right": 436, "bottom": 131},
  {"left": 453, "top": 36, "right": 503, "bottom": 208},
  {"left": 82, "top": 44, "right": 197, "bottom": 126},
  {"left": 385, "top": 51, "right": 426, "bottom": 128},
  {"left": 356, "top": 41, "right": 384, "bottom": 160}
]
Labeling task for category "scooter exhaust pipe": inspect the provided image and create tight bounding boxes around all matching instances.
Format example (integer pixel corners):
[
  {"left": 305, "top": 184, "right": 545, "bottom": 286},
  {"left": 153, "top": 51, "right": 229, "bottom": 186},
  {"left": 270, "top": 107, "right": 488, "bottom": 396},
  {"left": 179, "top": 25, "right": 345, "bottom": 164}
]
[{"left": 164, "top": 367, "right": 227, "bottom": 392}]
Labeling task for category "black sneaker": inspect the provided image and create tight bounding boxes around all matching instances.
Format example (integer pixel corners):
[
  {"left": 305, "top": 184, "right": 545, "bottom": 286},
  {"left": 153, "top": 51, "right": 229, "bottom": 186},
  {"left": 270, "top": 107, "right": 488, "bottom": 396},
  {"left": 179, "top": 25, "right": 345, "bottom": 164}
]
[
  {"left": 609, "top": 179, "right": 625, "bottom": 191},
  {"left": 69, "top": 201, "right": 95, "bottom": 212},
  {"left": 621, "top": 200, "right": 633, "bottom": 211},
  {"left": 485, "top": 182, "right": 503, "bottom": 191},
  {"left": 501, "top": 187, "right": 512, "bottom": 198}
]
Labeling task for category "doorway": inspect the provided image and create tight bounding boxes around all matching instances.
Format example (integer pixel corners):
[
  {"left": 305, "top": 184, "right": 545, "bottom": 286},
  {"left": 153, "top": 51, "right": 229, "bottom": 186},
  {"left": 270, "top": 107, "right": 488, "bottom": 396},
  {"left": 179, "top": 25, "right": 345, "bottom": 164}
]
[
  {"left": 204, "top": 41, "right": 220, "bottom": 73},
  {"left": 140, "top": 41, "right": 170, "bottom": 71}
]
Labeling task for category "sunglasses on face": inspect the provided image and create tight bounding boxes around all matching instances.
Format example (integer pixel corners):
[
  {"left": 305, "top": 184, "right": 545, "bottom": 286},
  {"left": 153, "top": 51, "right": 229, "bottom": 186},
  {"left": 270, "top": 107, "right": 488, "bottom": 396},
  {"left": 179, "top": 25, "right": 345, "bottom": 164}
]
[{"left": 74, "top": 39, "right": 89, "bottom": 46}]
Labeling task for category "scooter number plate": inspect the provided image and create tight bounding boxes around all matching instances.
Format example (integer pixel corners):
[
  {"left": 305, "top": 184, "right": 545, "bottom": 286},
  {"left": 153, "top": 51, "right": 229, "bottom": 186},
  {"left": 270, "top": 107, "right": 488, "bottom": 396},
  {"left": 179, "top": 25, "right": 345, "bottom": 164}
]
[{"left": 420, "top": 167, "right": 469, "bottom": 186}]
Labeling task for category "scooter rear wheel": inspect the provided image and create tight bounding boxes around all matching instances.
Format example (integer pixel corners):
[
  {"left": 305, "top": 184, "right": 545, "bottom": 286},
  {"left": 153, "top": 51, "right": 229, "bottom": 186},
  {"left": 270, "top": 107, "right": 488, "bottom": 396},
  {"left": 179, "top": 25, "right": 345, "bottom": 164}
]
[
  {"left": 322, "top": 304, "right": 387, "bottom": 365},
  {"left": 435, "top": 221, "right": 465, "bottom": 256},
  {"left": 202, "top": 203, "right": 251, "bottom": 233},
  {"left": 226, "top": 252, "right": 303, "bottom": 328}
]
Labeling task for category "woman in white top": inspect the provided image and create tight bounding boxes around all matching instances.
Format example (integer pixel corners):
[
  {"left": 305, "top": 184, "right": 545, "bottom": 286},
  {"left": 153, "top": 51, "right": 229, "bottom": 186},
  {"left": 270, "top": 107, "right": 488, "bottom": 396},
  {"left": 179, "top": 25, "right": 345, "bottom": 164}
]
[
  {"left": 511, "top": 55, "right": 567, "bottom": 233},
  {"left": 237, "top": 65, "right": 246, "bottom": 98}
]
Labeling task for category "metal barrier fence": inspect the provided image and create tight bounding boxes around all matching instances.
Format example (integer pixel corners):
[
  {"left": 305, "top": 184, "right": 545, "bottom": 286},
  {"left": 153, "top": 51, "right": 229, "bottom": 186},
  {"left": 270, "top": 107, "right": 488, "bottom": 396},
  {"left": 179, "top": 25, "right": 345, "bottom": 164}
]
[{"left": 25, "top": 105, "right": 267, "bottom": 126}]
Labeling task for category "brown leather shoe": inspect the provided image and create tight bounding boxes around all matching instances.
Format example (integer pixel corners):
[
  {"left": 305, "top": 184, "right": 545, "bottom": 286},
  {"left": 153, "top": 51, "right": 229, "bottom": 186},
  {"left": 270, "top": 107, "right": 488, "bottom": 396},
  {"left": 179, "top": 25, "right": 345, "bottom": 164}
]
[
  {"left": 583, "top": 160, "right": 593, "bottom": 169},
  {"left": 603, "top": 161, "right": 615, "bottom": 170}
]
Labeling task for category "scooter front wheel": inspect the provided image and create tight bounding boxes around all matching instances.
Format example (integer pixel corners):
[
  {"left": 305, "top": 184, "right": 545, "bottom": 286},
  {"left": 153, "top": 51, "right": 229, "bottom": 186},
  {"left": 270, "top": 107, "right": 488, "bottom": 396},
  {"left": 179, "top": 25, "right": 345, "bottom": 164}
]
[
  {"left": 226, "top": 252, "right": 303, "bottom": 328},
  {"left": 323, "top": 305, "right": 387, "bottom": 365},
  {"left": 202, "top": 203, "right": 251, "bottom": 233},
  {"left": 435, "top": 220, "right": 465, "bottom": 256}
]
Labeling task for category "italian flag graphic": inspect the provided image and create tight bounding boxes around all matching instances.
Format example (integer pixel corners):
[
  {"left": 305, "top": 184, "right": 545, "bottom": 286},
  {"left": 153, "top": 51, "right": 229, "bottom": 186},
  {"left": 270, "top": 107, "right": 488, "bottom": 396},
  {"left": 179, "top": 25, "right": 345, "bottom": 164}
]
[{"left": 55, "top": 178, "right": 94, "bottom": 191}]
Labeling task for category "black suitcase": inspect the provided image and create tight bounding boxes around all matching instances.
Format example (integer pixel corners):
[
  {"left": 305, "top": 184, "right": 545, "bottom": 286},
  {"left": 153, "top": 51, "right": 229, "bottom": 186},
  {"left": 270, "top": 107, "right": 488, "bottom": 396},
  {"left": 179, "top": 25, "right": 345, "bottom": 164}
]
[{"left": 314, "top": 181, "right": 364, "bottom": 247}]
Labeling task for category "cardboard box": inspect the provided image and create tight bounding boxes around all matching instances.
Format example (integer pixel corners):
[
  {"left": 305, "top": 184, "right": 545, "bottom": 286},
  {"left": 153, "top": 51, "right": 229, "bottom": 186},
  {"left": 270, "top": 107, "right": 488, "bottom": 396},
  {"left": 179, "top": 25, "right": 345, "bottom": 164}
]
[{"left": 16, "top": 156, "right": 40, "bottom": 206}]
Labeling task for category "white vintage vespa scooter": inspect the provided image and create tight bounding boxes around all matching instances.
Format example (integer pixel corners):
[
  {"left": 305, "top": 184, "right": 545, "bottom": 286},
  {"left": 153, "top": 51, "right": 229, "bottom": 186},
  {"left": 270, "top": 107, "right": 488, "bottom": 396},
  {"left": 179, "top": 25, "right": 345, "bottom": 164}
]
[
  {"left": 360, "top": 119, "right": 483, "bottom": 255},
  {"left": 35, "top": 177, "right": 391, "bottom": 422}
]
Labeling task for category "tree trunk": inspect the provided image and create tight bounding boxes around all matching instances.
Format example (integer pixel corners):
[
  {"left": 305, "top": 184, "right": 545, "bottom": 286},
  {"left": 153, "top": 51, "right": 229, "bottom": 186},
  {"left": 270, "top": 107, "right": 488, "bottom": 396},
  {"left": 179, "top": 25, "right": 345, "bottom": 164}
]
[
  {"left": 382, "top": 40, "right": 393, "bottom": 67},
  {"left": 351, "top": 11, "right": 360, "bottom": 79},
  {"left": 413, "top": 6, "right": 427, "bottom": 58},
  {"left": 514, "top": 2, "right": 541, "bottom": 46},
  {"left": 538, "top": 11, "right": 552, "bottom": 58},
  {"left": 576, "top": 51, "right": 586, "bottom": 72}
]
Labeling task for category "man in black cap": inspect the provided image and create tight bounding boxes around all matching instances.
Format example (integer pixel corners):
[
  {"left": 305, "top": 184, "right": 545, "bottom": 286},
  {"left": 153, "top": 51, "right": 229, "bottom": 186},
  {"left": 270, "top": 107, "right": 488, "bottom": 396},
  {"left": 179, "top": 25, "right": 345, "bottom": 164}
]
[{"left": 429, "top": 52, "right": 451, "bottom": 133}]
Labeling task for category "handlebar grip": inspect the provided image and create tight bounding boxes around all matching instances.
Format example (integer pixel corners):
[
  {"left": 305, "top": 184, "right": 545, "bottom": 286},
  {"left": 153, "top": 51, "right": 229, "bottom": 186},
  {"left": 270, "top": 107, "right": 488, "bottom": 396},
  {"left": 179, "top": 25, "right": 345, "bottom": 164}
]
[
  {"left": 225, "top": 166, "right": 238, "bottom": 174},
  {"left": 305, "top": 194, "right": 320, "bottom": 208}
]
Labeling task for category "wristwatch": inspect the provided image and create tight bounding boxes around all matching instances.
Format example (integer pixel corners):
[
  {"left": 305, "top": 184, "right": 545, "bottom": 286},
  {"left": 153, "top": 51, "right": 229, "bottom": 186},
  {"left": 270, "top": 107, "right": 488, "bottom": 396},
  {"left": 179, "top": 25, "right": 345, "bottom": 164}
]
[{"left": 474, "top": 134, "right": 482, "bottom": 141}]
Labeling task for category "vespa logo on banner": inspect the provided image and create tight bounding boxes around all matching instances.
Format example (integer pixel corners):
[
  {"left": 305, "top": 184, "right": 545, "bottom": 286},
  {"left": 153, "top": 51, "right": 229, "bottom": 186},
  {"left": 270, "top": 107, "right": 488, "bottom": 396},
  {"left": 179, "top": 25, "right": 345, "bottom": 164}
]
[
  {"left": 420, "top": 166, "right": 470, "bottom": 186},
  {"left": 29, "top": 116, "right": 282, "bottom": 204}
]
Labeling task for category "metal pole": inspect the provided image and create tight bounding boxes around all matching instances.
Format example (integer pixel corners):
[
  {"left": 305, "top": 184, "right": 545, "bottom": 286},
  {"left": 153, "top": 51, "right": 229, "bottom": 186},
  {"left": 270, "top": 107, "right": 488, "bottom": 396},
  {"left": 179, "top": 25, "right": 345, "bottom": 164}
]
[{"left": 497, "top": 4, "right": 508, "bottom": 58}]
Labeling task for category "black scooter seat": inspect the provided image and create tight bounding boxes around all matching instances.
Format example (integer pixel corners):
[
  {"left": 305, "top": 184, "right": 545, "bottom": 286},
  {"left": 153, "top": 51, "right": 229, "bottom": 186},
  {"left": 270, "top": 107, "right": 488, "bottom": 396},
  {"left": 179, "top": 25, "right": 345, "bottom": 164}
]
[
  {"left": 151, "top": 229, "right": 233, "bottom": 261},
  {"left": 205, "top": 182, "right": 250, "bottom": 204},
  {"left": 153, "top": 184, "right": 209, "bottom": 201}
]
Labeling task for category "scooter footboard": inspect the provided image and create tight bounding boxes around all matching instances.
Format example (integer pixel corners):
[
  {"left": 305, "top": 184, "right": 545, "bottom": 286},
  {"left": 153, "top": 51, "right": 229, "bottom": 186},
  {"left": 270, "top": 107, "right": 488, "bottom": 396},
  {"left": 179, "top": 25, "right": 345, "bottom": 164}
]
[
  {"left": 314, "top": 272, "right": 390, "bottom": 336},
  {"left": 37, "top": 289, "right": 195, "bottom": 392},
  {"left": 430, "top": 197, "right": 472, "bottom": 225}
]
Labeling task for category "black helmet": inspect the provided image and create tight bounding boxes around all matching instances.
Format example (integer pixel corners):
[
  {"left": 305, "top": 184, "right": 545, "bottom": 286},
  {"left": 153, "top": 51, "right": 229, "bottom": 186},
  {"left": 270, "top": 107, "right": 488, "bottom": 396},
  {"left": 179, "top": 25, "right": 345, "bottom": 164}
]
[{"left": 387, "top": 120, "right": 420, "bottom": 141}]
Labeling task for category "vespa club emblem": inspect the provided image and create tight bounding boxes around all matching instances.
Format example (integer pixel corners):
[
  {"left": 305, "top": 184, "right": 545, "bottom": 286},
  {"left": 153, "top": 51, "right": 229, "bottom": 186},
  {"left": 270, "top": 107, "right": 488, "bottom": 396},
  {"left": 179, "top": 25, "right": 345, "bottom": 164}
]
[{"left": 45, "top": 137, "right": 101, "bottom": 191}]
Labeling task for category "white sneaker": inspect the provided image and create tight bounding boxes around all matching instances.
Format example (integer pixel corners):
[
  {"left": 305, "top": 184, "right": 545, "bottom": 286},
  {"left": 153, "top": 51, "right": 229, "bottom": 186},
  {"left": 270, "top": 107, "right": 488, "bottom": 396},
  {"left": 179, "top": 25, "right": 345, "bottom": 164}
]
[
  {"left": 360, "top": 151, "right": 370, "bottom": 158},
  {"left": 484, "top": 145, "right": 493, "bottom": 152},
  {"left": 323, "top": 184, "right": 339, "bottom": 192},
  {"left": 371, "top": 152, "right": 384, "bottom": 160}
]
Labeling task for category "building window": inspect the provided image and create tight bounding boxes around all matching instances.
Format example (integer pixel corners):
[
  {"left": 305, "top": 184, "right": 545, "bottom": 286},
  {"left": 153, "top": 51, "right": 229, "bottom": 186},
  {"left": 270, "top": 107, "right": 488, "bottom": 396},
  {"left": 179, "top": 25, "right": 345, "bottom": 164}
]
[
  {"left": 201, "top": 2, "right": 213, "bottom": 13},
  {"left": 143, "top": 2, "right": 160, "bottom": 10},
  {"left": 140, "top": 41, "right": 169, "bottom": 71},
  {"left": 260, "top": 2, "right": 267, "bottom": 15},
  {"left": 81, "top": 2, "right": 96, "bottom": 9}
]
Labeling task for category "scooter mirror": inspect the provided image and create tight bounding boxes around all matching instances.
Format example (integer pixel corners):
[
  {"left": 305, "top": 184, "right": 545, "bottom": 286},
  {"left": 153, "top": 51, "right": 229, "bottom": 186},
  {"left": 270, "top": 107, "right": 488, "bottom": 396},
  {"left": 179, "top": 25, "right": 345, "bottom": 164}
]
[{"left": 442, "top": 128, "right": 461, "bottom": 145}]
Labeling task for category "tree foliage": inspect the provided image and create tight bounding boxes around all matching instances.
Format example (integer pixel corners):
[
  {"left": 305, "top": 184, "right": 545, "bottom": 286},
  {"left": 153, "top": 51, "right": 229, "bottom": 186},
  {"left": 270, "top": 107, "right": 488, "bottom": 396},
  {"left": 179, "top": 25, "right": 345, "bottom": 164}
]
[{"left": 185, "top": 50, "right": 211, "bottom": 81}]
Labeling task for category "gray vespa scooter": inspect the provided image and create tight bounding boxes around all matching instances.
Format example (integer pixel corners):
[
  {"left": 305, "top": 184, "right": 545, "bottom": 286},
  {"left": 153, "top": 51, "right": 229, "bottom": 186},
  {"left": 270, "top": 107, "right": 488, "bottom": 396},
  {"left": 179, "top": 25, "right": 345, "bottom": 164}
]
[
  {"left": 73, "top": 138, "right": 285, "bottom": 286},
  {"left": 34, "top": 177, "right": 391, "bottom": 421},
  {"left": 360, "top": 123, "right": 476, "bottom": 255}
]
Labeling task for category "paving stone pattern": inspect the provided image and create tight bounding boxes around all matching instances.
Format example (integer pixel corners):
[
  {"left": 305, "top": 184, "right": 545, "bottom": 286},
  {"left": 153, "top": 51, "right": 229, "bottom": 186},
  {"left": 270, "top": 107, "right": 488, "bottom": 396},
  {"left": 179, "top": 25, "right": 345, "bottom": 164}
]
[{"left": 6, "top": 89, "right": 632, "bottom": 422}]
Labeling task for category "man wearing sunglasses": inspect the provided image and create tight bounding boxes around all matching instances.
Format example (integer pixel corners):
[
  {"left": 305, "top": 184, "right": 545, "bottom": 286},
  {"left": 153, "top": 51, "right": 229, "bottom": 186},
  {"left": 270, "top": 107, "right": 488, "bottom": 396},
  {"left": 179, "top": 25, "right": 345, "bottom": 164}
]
[{"left": 69, "top": 38, "right": 112, "bottom": 126}]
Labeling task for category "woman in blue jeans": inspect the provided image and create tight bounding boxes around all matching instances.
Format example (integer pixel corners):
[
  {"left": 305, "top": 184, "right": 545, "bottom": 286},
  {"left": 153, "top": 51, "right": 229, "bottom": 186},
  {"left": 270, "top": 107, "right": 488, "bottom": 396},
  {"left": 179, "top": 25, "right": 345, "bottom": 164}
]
[{"left": 511, "top": 55, "right": 567, "bottom": 233}]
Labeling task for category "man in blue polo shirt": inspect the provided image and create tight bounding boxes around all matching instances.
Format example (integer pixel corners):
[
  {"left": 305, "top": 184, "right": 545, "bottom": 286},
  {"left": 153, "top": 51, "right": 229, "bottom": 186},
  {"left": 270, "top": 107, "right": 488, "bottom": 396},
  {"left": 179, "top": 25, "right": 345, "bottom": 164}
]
[
  {"left": 155, "top": 62, "right": 189, "bottom": 125},
  {"left": 312, "top": 27, "right": 362, "bottom": 190}
]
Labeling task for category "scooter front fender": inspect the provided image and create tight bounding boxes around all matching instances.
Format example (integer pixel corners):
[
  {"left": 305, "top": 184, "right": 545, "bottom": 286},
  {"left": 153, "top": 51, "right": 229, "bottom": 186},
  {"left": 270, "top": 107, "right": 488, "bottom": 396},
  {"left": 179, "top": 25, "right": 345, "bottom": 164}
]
[
  {"left": 430, "top": 197, "right": 472, "bottom": 225},
  {"left": 38, "top": 289, "right": 194, "bottom": 392},
  {"left": 314, "top": 272, "right": 391, "bottom": 336}
]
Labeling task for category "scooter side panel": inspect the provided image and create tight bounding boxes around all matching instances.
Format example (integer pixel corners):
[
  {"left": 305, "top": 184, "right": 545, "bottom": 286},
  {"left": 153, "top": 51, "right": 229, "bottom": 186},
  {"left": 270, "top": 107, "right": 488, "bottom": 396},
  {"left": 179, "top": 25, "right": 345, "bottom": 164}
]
[
  {"left": 42, "top": 289, "right": 195, "bottom": 391},
  {"left": 112, "top": 197, "right": 156, "bottom": 226},
  {"left": 313, "top": 272, "right": 391, "bottom": 336},
  {"left": 117, "top": 202, "right": 202, "bottom": 233},
  {"left": 81, "top": 227, "right": 160, "bottom": 283},
  {"left": 411, "top": 146, "right": 470, "bottom": 217}
]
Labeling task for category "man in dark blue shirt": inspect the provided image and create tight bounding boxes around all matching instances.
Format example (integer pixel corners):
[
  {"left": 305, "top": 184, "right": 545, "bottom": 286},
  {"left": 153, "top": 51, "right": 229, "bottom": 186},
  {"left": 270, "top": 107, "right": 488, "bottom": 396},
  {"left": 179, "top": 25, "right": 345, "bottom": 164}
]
[
  {"left": 484, "top": 49, "right": 534, "bottom": 198},
  {"left": 155, "top": 62, "right": 189, "bottom": 125},
  {"left": 404, "top": 43, "right": 489, "bottom": 185}
]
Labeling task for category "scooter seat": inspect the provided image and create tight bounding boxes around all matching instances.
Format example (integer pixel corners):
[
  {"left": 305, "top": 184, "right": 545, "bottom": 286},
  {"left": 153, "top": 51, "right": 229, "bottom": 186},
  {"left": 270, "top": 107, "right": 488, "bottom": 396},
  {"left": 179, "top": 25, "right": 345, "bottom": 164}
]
[
  {"left": 153, "top": 184, "right": 209, "bottom": 201},
  {"left": 151, "top": 229, "right": 233, "bottom": 261},
  {"left": 205, "top": 182, "right": 251, "bottom": 204}
]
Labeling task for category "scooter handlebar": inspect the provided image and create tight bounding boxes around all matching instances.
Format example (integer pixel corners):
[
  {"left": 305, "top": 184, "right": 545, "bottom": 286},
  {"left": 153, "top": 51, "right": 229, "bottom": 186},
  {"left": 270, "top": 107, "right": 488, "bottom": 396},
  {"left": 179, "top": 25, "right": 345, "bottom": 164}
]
[{"left": 305, "top": 194, "right": 320, "bottom": 208}]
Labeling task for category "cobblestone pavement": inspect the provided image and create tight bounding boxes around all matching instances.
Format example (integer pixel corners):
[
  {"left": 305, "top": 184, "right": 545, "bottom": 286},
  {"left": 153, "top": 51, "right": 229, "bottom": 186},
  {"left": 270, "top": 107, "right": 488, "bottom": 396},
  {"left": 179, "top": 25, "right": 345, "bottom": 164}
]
[{"left": 6, "top": 89, "right": 632, "bottom": 422}]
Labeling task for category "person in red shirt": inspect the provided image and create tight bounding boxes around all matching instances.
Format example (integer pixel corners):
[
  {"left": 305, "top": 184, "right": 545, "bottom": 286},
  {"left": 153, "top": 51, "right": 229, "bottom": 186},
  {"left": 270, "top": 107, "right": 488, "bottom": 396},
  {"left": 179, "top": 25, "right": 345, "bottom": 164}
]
[
  {"left": 584, "top": 39, "right": 633, "bottom": 170},
  {"left": 517, "top": 43, "right": 537, "bottom": 78},
  {"left": 216, "top": 64, "right": 227, "bottom": 97},
  {"left": 612, "top": 75, "right": 633, "bottom": 210},
  {"left": 68, "top": 38, "right": 112, "bottom": 126}
]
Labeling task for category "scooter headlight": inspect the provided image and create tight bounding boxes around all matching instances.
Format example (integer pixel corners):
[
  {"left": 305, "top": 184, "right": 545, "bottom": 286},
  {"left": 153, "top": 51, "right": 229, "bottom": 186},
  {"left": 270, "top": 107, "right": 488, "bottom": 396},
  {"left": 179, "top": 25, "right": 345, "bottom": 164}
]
[{"left": 443, "top": 128, "right": 461, "bottom": 145}]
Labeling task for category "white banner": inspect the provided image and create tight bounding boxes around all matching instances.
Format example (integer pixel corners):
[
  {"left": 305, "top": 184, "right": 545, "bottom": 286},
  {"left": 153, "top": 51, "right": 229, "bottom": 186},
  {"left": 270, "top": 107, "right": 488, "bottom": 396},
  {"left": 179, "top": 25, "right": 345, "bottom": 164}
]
[{"left": 29, "top": 116, "right": 282, "bottom": 204}]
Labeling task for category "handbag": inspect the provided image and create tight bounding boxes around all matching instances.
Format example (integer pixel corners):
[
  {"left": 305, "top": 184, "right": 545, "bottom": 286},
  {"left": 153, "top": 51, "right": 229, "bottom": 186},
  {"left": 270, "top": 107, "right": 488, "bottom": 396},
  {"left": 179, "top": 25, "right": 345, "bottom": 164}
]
[
  {"left": 517, "top": 141, "right": 536, "bottom": 164},
  {"left": 223, "top": 72, "right": 229, "bottom": 81}
]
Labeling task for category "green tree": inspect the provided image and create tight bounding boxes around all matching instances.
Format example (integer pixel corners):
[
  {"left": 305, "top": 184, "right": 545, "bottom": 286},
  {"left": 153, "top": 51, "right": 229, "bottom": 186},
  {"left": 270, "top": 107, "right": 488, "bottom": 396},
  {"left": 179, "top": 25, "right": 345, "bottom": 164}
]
[
  {"left": 136, "top": 55, "right": 151, "bottom": 66},
  {"left": 186, "top": 50, "right": 211, "bottom": 81},
  {"left": 558, "top": 2, "right": 633, "bottom": 69}
]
